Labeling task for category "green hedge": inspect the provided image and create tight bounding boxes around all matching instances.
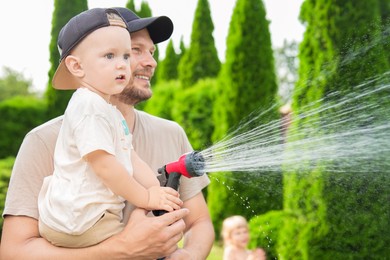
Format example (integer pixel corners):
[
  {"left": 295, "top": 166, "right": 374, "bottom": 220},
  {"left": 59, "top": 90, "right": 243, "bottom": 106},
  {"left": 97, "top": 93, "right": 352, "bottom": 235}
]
[
  {"left": 171, "top": 78, "right": 217, "bottom": 151},
  {"left": 0, "top": 156, "right": 15, "bottom": 237},
  {"left": 249, "top": 210, "right": 285, "bottom": 260},
  {"left": 0, "top": 96, "right": 48, "bottom": 159},
  {"left": 143, "top": 80, "right": 181, "bottom": 120}
]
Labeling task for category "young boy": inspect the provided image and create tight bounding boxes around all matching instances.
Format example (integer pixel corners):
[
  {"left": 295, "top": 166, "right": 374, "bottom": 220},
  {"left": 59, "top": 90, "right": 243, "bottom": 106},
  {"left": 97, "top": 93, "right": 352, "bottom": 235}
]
[{"left": 38, "top": 8, "right": 182, "bottom": 248}]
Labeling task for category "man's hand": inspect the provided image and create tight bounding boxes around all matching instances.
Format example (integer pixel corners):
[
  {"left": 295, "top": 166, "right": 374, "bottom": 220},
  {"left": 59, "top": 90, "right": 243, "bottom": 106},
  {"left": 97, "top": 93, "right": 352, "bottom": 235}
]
[{"left": 103, "top": 207, "right": 189, "bottom": 259}]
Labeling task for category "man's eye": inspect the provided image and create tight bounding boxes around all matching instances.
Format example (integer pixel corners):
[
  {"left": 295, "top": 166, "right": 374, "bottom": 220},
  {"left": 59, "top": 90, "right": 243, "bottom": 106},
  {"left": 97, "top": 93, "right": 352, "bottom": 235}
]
[
  {"left": 132, "top": 48, "right": 141, "bottom": 54},
  {"left": 105, "top": 53, "right": 114, "bottom": 59}
]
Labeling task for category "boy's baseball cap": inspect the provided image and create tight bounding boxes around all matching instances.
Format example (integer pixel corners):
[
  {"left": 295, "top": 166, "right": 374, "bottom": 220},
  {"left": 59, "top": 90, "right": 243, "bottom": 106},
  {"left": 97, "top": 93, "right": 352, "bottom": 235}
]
[
  {"left": 113, "top": 7, "right": 173, "bottom": 44},
  {"left": 52, "top": 8, "right": 129, "bottom": 90}
]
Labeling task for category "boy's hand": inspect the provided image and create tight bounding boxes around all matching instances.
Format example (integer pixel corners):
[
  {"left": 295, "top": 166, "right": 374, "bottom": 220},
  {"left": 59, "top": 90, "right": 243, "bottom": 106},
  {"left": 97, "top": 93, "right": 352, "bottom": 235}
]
[{"left": 147, "top": 186, "right": 183, "bottom": 211}]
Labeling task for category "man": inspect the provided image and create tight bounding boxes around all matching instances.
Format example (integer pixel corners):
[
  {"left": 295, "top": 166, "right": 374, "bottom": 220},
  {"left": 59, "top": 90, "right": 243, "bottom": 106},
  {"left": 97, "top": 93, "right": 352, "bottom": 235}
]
[{"left": 0, "top": 7, "right": 214, "bottom": 260}]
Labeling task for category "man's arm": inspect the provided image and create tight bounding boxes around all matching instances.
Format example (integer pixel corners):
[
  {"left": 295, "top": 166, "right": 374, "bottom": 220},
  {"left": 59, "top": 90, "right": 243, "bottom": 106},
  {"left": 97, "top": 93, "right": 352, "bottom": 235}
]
[
  {"left": 0, "top": 208, "right": 189, "bottom": 260},
  {"left": 169, "top": 192, "right": 215, "bottom": 260}
]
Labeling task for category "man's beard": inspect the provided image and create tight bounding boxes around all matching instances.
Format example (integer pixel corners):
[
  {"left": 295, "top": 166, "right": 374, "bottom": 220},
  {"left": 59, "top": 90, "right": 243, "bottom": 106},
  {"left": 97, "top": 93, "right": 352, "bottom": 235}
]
[{"left": 116, "top": 80, "right": 153, "bottom": 106}]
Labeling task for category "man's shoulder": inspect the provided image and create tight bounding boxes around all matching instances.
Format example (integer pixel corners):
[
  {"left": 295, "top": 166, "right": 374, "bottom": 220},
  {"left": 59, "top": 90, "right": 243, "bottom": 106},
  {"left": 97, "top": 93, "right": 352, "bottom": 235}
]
[
  {"left": 27, "top": 116, "right": 63, "bottom": 138},
  {"left": 135, "top": 110, "right": 182, "bottom": 130}
]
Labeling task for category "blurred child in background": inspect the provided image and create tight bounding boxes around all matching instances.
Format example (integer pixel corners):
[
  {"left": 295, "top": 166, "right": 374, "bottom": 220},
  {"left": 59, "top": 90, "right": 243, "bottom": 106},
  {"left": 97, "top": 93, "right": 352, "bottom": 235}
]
[{"left": 222, "top": 215, "right": 266, "bottom": 260}]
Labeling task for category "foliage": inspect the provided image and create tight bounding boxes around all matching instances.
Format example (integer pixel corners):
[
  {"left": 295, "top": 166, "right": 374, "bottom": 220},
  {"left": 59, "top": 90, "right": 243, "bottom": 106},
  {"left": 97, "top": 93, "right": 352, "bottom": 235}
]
[
  {"left": 157, "top": 40, "right": 180, "bottom": 81},
  {"left": 320, "top": 172, "right": 390, "bottom": 259},
  {"left": 207, "top": 172, "right": 233, "bottom": 240},
  {"left": 208, "top": 0, "right": 282, "bottom": 240},
  {"left": 138, "top": 0, "right": 152, "bottom": 17},
  {"left": 44, "top": 0, "right": 87, "bottom": 119},
  {"left": 0, "top": 156, "right": 15, "bottom": 237},
  {"left": 125, "top": 0, "right": 136, "bottom": 11},
  {"left": 142, "top": 80, "right": 181, "bottom": 120},
  {"left": 279, "top": 168, "right": 328, "bottom": 259},
  {"left": 171, "top": 78, "right": 217, "bottom": 151},
  {"left": 209, "top": 170, "right": 284, "bottom": 242},
  {"left": 280, "top": 0, "right": 390, "bottom": 259},
  {"left": 178, "top": 0, "right": 220, "bottom": 88},
  {"left": 379, "top": 0, "right": 390, "bottom": 64},
  {"left": 179, "top": 36, "right": 187, "bottom": 58},
  {"left": 0, "top": 67, "right": 35, "bottom": 102},
  {"left": 249, "top": 210, "right": 286, "bottom": 260},
  {"left": 0, "top": 96, "right": 48, "bottom": 159},
  {"left": 212, "top": 0, "right": 279, "bottom": 141}
]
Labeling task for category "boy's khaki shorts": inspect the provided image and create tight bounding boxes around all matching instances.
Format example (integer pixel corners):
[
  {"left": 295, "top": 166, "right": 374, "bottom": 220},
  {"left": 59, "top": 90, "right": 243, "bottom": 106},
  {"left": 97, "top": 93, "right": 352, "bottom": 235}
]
[{"left": 39, "top": 211, "right": 124, "bottom": 248}]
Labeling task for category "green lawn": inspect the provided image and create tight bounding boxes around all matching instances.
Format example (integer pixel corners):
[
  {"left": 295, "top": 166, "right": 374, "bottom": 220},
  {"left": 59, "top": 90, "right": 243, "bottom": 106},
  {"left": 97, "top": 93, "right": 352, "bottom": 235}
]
[
  {"left": 207, "top": 243, "right": 223, "bottom": 259},
  {"left": 178, "top": 240, "right": 223, "bottom": 259}
]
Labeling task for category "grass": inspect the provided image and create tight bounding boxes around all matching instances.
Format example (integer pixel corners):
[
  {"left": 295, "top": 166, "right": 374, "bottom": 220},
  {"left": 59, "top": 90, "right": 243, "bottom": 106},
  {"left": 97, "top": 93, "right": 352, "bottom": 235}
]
[
  {"left": 207, "top": 243, "right": 224, "bottom": 259},
  {"left": 178, "top": 240, "right": 224, "bottom": 259}
]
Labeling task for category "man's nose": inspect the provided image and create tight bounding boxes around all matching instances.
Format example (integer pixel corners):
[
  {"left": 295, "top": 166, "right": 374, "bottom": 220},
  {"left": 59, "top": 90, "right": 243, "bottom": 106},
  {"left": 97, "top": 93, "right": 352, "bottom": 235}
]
[{"left": 141, "top": 52, "right": 157, "bottom": 68}]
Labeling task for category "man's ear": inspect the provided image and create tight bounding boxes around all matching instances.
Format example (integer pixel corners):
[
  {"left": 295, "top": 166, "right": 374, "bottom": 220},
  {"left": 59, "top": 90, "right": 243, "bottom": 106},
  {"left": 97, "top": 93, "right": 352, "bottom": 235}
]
[{"left": 65, "top": 55, "right": 84, "bottom": 78}]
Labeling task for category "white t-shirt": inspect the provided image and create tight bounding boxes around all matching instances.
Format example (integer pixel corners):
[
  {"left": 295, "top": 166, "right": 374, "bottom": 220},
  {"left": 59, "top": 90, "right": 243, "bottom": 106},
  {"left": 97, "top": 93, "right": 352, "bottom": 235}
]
[{"left": 38, "top": 88, "right": 133, "bottom": 235}]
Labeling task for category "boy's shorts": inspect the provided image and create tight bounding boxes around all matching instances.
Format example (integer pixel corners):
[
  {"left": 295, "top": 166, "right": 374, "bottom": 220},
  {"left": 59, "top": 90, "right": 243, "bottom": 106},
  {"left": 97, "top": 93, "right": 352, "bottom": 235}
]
[{"left": 39, "top": 211, "right": 124, "bottom": 248}]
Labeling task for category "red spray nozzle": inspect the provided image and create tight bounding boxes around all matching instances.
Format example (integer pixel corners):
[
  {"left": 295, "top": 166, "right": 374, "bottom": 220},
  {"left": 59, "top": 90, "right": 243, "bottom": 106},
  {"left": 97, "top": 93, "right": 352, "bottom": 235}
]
[
  {"left": 163, "top": 151, "right": 205, "bottom": 178},
  {"left": 153, "top": 151, "right": 205, "bottom": 218}
]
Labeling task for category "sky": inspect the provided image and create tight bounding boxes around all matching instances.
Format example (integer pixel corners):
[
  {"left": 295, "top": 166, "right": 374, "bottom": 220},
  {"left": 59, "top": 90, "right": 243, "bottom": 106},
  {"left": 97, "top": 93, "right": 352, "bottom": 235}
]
[{"left": 0, "top": 0, "right": 304, "bottom": 93}]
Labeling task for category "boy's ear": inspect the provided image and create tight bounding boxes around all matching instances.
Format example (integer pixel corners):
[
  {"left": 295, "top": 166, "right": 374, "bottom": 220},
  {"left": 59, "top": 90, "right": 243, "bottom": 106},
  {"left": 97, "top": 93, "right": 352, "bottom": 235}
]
[{"left": 65, "top": 55, "right": 84, "bottom": 78}]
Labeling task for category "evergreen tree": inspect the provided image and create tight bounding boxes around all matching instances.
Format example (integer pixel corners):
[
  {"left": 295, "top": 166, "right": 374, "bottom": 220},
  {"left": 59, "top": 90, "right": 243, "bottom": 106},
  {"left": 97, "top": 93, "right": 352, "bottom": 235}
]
[
  {"left": 178, "top": 0, "right": 220, "bottom": 88},
  {"left": 45, "top": 0, "right": 88, "bottom": 119},
  {"left": 179, "top": 36, "right": 187, "bottom": 59},
  {"left": 171, "top": 78, "right": 217, "bottom": 151},
  {"left": 125, "top": 0, "right": 136, "bottom": 12},
  {"left": 208, "top": 0, "right": 281, "bottom": 238},
  {"left": 137, "top": 1, "right": 152, "bottom": 17},
  {"left": 138, "top": 1, "right": 152, "bottom": 18},
  {"left": 157, "top": 40, "right": 180, "bottom": 81},
  {"left": 279, "top": 0, "right": 389, "bottom": 259},
  {"left": 379, "top": 0, "right": 390, "bottom": 64}
]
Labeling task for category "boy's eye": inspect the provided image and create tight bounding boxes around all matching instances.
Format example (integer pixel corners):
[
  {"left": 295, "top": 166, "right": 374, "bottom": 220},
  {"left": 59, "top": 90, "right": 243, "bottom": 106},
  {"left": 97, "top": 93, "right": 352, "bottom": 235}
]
[
  {"left": 124, "top": 54, "right": 130, "bottom": 60},
  {"left": 105, "top": 53, "right": 114, "bottom": 59}
]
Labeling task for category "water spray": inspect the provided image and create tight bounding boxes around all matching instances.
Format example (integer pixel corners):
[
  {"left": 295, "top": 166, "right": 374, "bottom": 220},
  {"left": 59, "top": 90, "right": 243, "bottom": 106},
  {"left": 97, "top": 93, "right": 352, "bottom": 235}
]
[{"left": 152, "top": 151, "right": 205, "bottom": 217}]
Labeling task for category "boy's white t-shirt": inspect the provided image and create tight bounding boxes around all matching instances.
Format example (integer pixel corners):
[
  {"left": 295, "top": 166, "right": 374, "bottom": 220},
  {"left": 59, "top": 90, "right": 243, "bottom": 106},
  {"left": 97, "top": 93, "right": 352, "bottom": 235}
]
[{"left": 38, "top": 88, "right": 133, "bottom": 235}]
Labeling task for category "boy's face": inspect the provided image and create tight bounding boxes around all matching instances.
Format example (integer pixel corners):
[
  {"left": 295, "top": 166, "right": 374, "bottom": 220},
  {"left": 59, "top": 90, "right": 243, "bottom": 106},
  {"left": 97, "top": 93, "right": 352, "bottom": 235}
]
[{"left": 71, "top": 26, "right": 131, "bottom": 96}]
